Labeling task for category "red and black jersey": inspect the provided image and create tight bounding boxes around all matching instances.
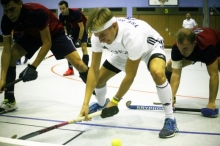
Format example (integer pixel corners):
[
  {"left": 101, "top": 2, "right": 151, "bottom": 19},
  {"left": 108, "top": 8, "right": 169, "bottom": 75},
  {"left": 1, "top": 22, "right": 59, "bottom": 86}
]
[
  {"left": 171, "top": 28, "right": 220, "bottom": 66},
  {"left": 59, "top": 8, "right": 87, "bottom": 29},
  {"left": 1, "top": 3, "right": 64, "bottom": 37}
]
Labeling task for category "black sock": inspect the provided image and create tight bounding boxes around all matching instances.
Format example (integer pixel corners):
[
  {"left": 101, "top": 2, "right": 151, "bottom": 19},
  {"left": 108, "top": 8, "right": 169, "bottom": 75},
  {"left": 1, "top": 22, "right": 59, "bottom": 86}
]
[
  {"left": 82, "top": 54, "right": 89, "bottom": 66},
  {"left": 165, "top": 67, "right": 172, "bottom": 83},
  {"left": 5, "top": 66, "right": 16, "bottom": 102},
  {"left": 68, "top": 61, "right": 73, "bottom": 70},
  {"left": 79, "top": 70, "right": 88, "bottom": 84}
]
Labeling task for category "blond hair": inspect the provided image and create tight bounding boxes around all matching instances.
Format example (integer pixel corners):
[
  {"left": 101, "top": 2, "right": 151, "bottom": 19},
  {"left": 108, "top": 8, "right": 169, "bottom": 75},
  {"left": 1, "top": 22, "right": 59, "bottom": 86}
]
[{"left": 86, "top": 8, "right": 114, "bottom": 33}]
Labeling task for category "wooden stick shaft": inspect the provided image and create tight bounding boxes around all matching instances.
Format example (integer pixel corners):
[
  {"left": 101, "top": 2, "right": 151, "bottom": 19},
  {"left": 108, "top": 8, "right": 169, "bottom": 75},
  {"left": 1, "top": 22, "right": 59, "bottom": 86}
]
[
  {"left": 18, "top": 111, "right": 101, "bottom": 140},
  {"left": 2, "top": 78, "right": 23, "bottom": 89}
]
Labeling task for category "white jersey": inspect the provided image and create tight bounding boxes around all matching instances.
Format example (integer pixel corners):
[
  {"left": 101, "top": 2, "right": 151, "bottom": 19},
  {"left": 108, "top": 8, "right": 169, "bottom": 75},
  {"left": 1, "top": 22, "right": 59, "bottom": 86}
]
[
  {"left": 182, "top": 18, "right": 197, "bottom": 29},
  {"left": 91, "top": 17, "right": 164, "bottom": 61}
]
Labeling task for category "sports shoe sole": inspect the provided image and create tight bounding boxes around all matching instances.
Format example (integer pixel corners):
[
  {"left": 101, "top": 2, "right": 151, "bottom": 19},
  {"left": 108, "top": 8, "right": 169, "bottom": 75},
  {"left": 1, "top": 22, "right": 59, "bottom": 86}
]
[
  {"left": 159, "top": 131, "right": 176, "bottom": 138},
  {"left": 63, "top": 74, "right": 74, "bottom": 76},
  {"left": 0, "top": 107, "right": 18, "bottom": 114}
]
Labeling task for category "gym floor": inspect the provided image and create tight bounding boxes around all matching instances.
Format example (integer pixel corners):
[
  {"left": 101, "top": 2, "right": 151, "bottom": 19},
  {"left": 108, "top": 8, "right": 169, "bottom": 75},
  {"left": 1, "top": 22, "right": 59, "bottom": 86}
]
[{"left": 0, "top": 47, "right": 219, "bottom": 146}]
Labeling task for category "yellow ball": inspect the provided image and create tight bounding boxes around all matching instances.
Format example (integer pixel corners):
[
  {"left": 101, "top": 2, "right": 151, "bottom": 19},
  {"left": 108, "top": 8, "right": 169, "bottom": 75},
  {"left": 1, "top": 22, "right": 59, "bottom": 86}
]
[{"left": 111, "top": 138, "right": 122, "bottom": 146}]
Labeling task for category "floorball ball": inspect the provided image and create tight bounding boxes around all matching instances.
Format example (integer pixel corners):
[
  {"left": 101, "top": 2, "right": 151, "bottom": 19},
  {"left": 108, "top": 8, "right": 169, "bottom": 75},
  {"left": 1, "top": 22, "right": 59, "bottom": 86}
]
[{"left": 111, "top": 138, "right": 122, "bottom": 146}]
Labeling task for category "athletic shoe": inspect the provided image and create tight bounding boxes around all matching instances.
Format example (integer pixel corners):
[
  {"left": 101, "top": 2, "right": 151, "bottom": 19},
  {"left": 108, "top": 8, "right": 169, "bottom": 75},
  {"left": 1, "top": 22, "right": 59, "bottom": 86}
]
[
  {"left": 159, "top": 118, "right": 178, "bottom": 138},
  {"left": 63, "top": 68, "right": 74, "bottom": 76},
  {"left": 89, "top": 98, "right": 110, "bottom": 114},
  {"left": 0, "top": 99, "right": 18, "bottom": 114},
  {"left": 16, "top": 60, "right": 21, "bottom": 65},
  {"left": 23, "top": 57, "right": 28, "bottom": 64}
]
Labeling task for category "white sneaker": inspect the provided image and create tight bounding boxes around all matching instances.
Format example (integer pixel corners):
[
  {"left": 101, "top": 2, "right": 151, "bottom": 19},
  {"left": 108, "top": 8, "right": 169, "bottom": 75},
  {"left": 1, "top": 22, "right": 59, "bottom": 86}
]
[{"left": 0, "top": 100, "right": 18, "bottom": 114}]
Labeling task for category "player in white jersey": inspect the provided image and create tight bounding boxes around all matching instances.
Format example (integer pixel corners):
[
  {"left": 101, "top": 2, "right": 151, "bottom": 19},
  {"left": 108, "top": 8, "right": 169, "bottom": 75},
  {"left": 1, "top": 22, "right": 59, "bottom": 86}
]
[
  {"left": 182, "top": 13, "right": 197, "bottom": 29},
  {"left": 78, "top": 8, "right": 178, "bottom": 138}
]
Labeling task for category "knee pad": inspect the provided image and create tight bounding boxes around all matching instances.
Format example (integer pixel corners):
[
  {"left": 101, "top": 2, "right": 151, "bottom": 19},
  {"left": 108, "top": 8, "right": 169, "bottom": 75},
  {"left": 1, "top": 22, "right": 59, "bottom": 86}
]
[
  {"left": 103, "top": 60, "right": 121, "bottom": 74},
  {"left": 148, "top": 53, "right": 166, "bottom": 69}
]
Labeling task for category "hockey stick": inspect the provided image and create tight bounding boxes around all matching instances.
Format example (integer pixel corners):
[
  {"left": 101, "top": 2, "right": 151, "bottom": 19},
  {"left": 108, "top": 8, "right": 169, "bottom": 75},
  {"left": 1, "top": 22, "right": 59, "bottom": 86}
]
[
  {"left": 1, "top": 78, "right": 23, "bottom": 90},
  {"left": 126, "top": 101, "right": 163, "bottom": 110},
  {"left": 62, "top": 131, "right": 84, "bottom": 145},
  {"left": 153, "top": 100, "right": 162, "bottom": 105},
  {"left": 153, "top": 97, "right": 176, "bottom": 105},
  {"left": 13, "top": 106, "right": 118, "bottom": 140},
  {"left": 16, "top": 111, "right": 101, "bottom": 140},
  {"left": 126, "top": 101, "right": 201, "bottom": 112},
  {"left": 43, "top": 54, "right": 54, "bottom": 60}
]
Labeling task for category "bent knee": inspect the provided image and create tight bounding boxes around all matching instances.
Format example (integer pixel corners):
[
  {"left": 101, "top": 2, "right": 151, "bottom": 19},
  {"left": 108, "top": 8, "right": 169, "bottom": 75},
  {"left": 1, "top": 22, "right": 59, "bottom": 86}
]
[{"left": 151, "top": 69, "right": 166, "bottom": 84}]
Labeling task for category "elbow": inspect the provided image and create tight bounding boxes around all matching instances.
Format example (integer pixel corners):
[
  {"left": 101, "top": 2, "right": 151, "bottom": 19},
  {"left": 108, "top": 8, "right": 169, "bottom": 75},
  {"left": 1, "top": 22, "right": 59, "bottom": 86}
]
[
  {"left": 43, "top": 42, "right": 52, "bottom": 51},
  {"left": 45, "top": 38, "right": 52, "bottom": 47},
  {"left": 47, "top": 42, "right": 52, "bottom": 48}
]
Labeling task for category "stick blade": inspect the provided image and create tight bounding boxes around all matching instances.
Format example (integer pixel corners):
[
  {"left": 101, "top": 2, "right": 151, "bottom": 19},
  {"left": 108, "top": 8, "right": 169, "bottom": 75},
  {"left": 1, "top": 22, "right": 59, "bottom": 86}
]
[
  {"left": 11, "top": 135, "right": 17, "bottom": 139},
  {"left": 126, "top": 101, "right": 132, "bottom": 107},
  {"left": 153, "top": 100, "right": 162, "bottom": 105}
]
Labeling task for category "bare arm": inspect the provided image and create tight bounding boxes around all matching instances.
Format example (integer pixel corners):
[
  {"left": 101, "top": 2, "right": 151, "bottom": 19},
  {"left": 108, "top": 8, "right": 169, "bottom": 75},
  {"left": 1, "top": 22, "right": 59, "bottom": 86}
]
[
  {"left": 194, "top": 19, "right": 198, "bottom": 28},
  {"left": 115, "top": 57, "right": 141, "bottom": 99},
  {"left": 206, "top": 59, "right": 218, "bottom": 109},
  {"left": 83, "top": 52, "right": 102, "bottom": 105},
  {"left": 80, "top": 52, "right": 102, "bottom": 119},
  {"left": 78, "top": 22, "right": 84, "bottom": 40},
  {"left": 1, "top": 36, "right": 12, "bottom": 82},
  {"left": 182, "top": 20, "right": 185, "bottom": 28},
  {"left": 170, "top": 68, "right": 182, "bottom": 105},
  {"left": 31, "top": 26, "right": 52, "bottom": 67}
]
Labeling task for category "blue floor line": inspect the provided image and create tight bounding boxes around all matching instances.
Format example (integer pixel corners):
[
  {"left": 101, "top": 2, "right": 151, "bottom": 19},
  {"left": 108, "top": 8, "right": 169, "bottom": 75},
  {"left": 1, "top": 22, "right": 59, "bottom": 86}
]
[{"left": 1, "top": 114, "right": 219, "bottom": 136}]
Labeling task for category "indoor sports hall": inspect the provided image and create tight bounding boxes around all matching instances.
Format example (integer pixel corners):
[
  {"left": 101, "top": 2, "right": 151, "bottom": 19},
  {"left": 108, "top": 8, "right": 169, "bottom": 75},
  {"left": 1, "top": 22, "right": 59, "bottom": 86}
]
[{"left": 0, "top": 0, "right": 220, "bottom": 146}]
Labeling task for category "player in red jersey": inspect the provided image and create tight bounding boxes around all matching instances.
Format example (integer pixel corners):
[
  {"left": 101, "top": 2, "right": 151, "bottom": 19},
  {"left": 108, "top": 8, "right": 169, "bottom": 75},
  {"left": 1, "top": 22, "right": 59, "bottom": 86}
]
[
  {"left": 166, "top": 28, "right": 220, "bottom": 117},
  {"left": 0, "top": 0, "right": 88, "bottom": 113},
  {"left": 12, "top": 30, "right": 28, "bottom": 65},
  {"left": 59, "top": 1, "right": 89, "bottom": 76}
]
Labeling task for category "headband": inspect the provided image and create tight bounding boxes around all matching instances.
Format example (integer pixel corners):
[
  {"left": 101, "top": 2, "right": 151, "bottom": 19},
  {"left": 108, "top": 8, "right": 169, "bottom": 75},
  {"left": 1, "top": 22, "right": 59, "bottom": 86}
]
[{"left": 91, "top": 17, "right": 116, "bottom": 33}]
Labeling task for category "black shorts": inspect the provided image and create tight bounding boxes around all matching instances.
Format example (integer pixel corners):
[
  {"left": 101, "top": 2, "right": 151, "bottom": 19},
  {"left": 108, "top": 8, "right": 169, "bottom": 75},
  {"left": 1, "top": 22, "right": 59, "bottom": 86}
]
[
  {"left": 103, "top": 60, "right": 121, "bottom": 74},
  {"left": 69, "top": 28, "right": 88, "bottom": 43},
  {"left": 15, "top": 33, "right": 76, "bottom": 60}
]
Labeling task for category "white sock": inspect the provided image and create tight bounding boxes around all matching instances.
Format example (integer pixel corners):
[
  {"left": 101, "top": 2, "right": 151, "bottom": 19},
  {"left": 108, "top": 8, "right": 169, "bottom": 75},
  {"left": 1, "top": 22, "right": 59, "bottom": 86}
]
[
  {"left": 94, "top": 85, "right": 107, "bottom": 106},
  {"left": 156, "top": 80, "right": 174, "bottom": 120}
]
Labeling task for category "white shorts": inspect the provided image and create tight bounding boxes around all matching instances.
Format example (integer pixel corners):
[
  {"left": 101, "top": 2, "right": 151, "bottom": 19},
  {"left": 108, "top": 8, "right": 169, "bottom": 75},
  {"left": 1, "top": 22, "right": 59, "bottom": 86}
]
[{"left": 107, "top": 43, "right": 165, "bottom": 72}]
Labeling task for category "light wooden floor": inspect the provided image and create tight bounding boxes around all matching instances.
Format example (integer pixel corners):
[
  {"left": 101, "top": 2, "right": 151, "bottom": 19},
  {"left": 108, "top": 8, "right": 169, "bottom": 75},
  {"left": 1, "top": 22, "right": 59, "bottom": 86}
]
[{"left": 0, "top": 47, "right": 219, "bottom": 146}]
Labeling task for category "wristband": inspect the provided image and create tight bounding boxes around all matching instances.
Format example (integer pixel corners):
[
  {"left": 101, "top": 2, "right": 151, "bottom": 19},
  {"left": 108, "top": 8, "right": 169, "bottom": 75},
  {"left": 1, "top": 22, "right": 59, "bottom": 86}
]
[
  {"left": 113, "top": 96, "right": 122, "bottom": 102},
  {"left": 111, "top": 96, "right": 122, "bottom": 105},
  {"left": 111, "top": 98, "right": 119, "bottom": 105}
]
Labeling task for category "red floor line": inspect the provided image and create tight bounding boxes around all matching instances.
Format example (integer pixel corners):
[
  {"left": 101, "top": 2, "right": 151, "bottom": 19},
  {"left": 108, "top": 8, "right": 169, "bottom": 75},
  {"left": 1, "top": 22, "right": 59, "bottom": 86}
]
[{"left": 51, "top": 63, "right": 220, "bottom": 101}]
